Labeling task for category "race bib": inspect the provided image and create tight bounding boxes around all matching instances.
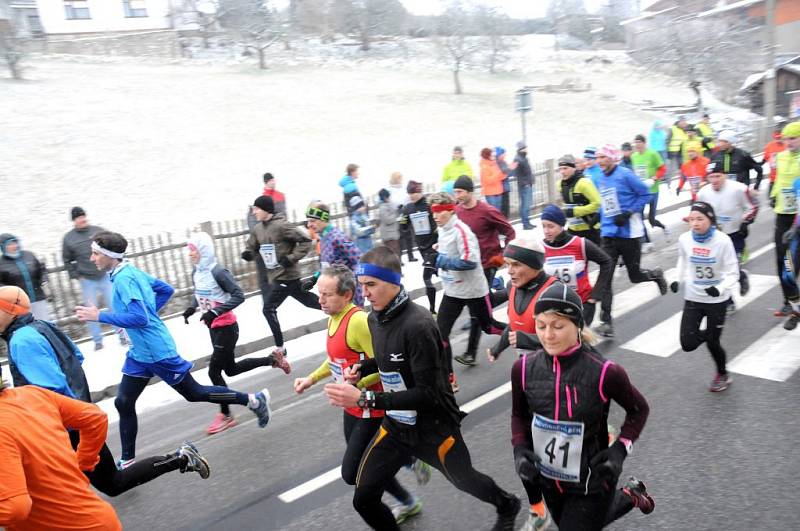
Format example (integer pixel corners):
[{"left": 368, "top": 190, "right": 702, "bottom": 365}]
[
  {"left": 781, "top": 187, "right": 798, "bottom": 214},
  {"left": 379, "top": 371, "right": 417, "bottom": 425},
  {"left": 688, "top": 175, "right": 701, "bottom": 192},
  {"left": 634, "top": 165, "right": 648, "bottom": 181},
  {"left": 564, "top": 203, "right": 583, "bottom": 228},
  {"left": 195, "top": 288, "right": 214, "bottom": 312},
  {"left": 259, "top": 243, "right": 278, "bottom": 269},
  {"left": 328, "top": 359, "right": 346, "bottom": 384},
  {"left": 544, "top": 255, "right": 578, "bottom": 288},
  {"left": 690, "top": 250, "right": 719, "bottom": 287},
  {"left": 531, "top": 414, "right": 585, "bottom": 483},
  {"left": 409, "top": 211, "right": 431, "bottom": 235},
  {"left": 600, "top": 187, "right": 621, "bottom": 217}
]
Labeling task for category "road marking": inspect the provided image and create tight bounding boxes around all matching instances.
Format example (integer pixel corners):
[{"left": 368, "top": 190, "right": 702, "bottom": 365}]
[
  {"left": 620, "top": 274, "right": 777, "bottom": 357},
  {"left": 461, "top": 382, "right": 512, "bottom": 413},
  {"left": 727, "top": 323, "right": 800, "bottom": 382}
]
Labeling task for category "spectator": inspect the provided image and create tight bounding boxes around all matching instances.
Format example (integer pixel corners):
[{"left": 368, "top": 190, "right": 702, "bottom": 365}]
[
  {"left": 648, "top": 119, "right": 669, "bottom": 165},
  {"left": 682, "top": 125, "right": 704, "bottom": 163},
  {"left": 513, "top": 141, "right": 535, "bottom": 230},
  {"left": 442, "top": 146, "right": 474, "bottom": 185},
  {"left": 0, "top": 233, "right": 49, "bottom": 320},
  {"left": 387, "top": 172, "right": 417, "bottom": 262},
  {"left": 495, "top": 147, "right": 512, "bottom": 218},
  {"left": 666, "top": 116, "right": 689, "bottom": 185},
  {"left": 348, "top": 196, "right": 375, "bottom": 253},
  {"left": 339, "top": 163, "right": 363, "bottom": 214},
  {"left": 696, "top": 113, "right": 716, "bottom": 157},
  {"left": 377, "top": 189, "right": 401, "bottom": 257},
  {"left": 262, "top": 172, "right": 287, "bottom": 214},
  {"left": 479, "top": 147, "right": 505, "bottom": 212}
]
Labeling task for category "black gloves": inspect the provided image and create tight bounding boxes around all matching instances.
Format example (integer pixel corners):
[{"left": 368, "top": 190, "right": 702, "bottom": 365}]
[
  {"left": 738, "top": 223, "right": 749, "bottom": 238},
  {"left": 704, "top": 286, "right": 720, "bottom": 297},
  {"left": 513, "top": 446, "right": 540, "bottom": 483},
  {"left": 613, "top": 211, "right": 632, "bottom": 227},
  {"left": 200, "top": 310, "right": 218, "bottom": 327},
  {"left": 182, "top": 307, "right": 196, "bottom": 324},
  {"left": 589, "top": 440, "right": 627, "bottom": 489},
  {"left": 769, "top": 196, "right": 777, "bottom": 209},
  {"left": 279, "top": 256, "right": 293, "bottom": 268},
  {"left": 300, "top": 275, "right": 318, "bottom": 292},
  {"left": 562, "top": 207, "right": 574, "bottom": 218},
  {"left": 241, "top": 250, "right": 254, "bottom": 262},
  {"left": 670, "top": 281, "right": 679, "bottom": 293},
  {"left": 676, "top": 187, "right": 682, "bottom": 196}
]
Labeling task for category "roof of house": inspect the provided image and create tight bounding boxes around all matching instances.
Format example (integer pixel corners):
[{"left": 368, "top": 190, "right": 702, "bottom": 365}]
[
  {"left": 740, "top": 59, "right": 800, "bottom": 92},
  {"left": 697, "top": 0, "right": 764, "bottom": 18},
  {"left": 620, "top": 6, "right": 678, "bottom": 26}
]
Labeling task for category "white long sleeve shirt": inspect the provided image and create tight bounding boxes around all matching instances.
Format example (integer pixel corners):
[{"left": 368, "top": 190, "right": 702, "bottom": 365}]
[
  {"left": 696, "top": 180, "right": 758, "bottom": 235},
  {"left": 673, "top": 230, "right": 739, "bottom": 304},
  {"left": 436, "top": 215, "right": 488, "bottom": 299}
]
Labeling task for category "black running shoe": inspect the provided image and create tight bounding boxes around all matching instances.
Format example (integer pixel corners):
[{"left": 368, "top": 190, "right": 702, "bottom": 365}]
[
  {"left": 454, "top": 353, "right": 477, "bottom": 367},
  {"left": 784, "top": 312, "right": 800, "bottom": 331},
  {"left": 623, "top": 477, "right": 655, "bottom": 514},
  {"left": 492, "top": 494, "right": 521, "bottom": 531},
  {"left": 652, "top": 267, "right": 667, "bottom": 295},
  {"left": 739, "top": 269, "right": 750, "bottom": 296}
]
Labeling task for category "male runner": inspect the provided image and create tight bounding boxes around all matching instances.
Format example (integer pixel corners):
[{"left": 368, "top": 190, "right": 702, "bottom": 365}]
[{"left": 402, "top": 180, "right": 438, "bottom": 314}]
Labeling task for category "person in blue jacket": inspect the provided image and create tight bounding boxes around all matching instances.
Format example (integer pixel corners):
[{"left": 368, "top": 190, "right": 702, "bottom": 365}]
[
  {"left": 75, "top": 231, "right": 273, "bottom": 468},
  {"left": 594, "top": 144, "right": 668, "bottom": 338},
  {"left": 0, "top": 285, "right": 210, "bottom": 493}
]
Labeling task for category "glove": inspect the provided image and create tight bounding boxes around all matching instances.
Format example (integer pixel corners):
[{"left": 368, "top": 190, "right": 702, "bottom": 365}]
[
  {"left": 562, "top": 207, "right": 574, "bottom": 218},
  {"left": 704, "top": 286, "right": 720, "bottom": 297},
  {"left": 241, "top": 249, "right": 254, "bottom": 262},
  {"left": 279, "top": 256, "right": 293, "bottom": 269},
  {"left": 300, "top": 275, "right": 318, "bottom": 292},
  {"left": 769, "top": 196, "right": 777, "bottom": 209},
  {"left": 669, "top": 281, "right": 679, "bottom": 293},
  {"left": 613, "top": 211, "right": 632, "bottom": 227},
  {"left": 200, "top": 310, "right": 218, "bottom": 327},
  {"left": 738, "top": 223, "right": 749, "bottom": 238},
  {"left": 182, "top": 307, "right": 196, "bottom": 324},
  {"left": 676, "top": 187, "right": 681, "bottom": 196},
  {"left": 589, "top": 440, "right": 626, "bottom": 489},
  {"left": 513, "top": 446, "right": 540, "bottom": 483},
  {"left": 782, "top": 228, "right": 798, "bottom": 246}
]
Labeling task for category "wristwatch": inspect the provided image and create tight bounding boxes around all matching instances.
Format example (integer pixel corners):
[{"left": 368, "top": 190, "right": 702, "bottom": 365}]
[
  {"left": 357, "top": 390, "right": 375, "bottom": 409},
  {"left": 619, "top": 437, "right": 634, "bottom": 456}
]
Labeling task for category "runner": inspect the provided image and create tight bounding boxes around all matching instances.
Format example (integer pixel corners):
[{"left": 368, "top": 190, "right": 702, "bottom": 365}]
[
  {"left": 770, "top": 121, "right": 800, "bottom": 317},
  {"left": 595, "top": 144, "right": 667, "bottom": 338},
  {"left": 676, "top": 146, "right": 710, "bottom": 202},
  {"left": 293, "top": 264, "right": 428, "bottom": 524},
  {"left": 582, "top": 147, "right": 604, "bottom": 189},
  {"left": 429, "top": 192, "right": 504, "bottom": 386},
  {"left": 557, "top": 154, "right": 602, "bottom": 245},
  {"left": 184, "top": 231, "right": 291, "bottom": 435},
  {"left": 630, "top": 134, "right": 670, "bottom": 244},
  {"left": 779, "top": 188, "right": 800, "bottom": 330},
  {"left": 0, "top": 285, "right": 211, "bottom": 494},
  {"left": 711, "top": 130, "right": 763, "bottom": 188},
  {"left": 75, "top": 231, "right": 271, "bottom": 467},
  {"left": 242, "top": 195, "right": 321, "bottom": 354},
  {"left": 510, "top": 282, "right": 654, "bottom": 531},
  {"left": 696, "top": 161, "right": 758, "bottom": 304},
  {"left": 761, "top": 128, "right": 786, "bottom": 195},
  {"left": 541, "top": 204, "right": 614, "bottom": 327},
  {"left": 669, "top": 202, "right": 739, "bottom": 392},
  {"left": 324, "top": 246, "right": 521, "bottom": 531},
  {"left": 402, "top": 180, "right": 438, "bottom": 314},
  {"left": 666, "top": 116, "right": 689, "bottom": 183}
]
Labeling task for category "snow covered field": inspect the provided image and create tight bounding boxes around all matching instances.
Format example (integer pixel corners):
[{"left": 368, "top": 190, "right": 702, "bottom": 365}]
[{"left": 2, "top": 35, "right": 720, "bottom": 252}]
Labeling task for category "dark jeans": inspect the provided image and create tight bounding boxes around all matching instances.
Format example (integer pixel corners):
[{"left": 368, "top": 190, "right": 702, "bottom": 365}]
[
  {"left": 501, "top": 190, "right": 511, "bottom": 219},
  {"left": 776, "top": 214, "right": 796, "bottom": 304},
  {"left": 399, "top": 226, "right": 416, "bottom": 261},
  {"left": 541, "top": 480, "right": 634, "bottom": 531},
  {"left": 600, "top": 237, "right": 660, "bottom": 323},
  {"left": 438, "top": 293, "right": 505, "bottom": 370},
  {"left": 680, "top": 299, "right": 729, "bottom": 375},
  {"left": 208, "top": 323, "right": 274, "bottom": 415},
  {"left": 261, "top": 278, "right": 321, "bottom": 347},
  {"left": 116, "top": 373, "right": 249, "bottom": 460}
]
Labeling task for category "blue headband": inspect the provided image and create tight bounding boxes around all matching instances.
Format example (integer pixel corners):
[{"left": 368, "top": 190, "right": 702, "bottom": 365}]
[{"left": 356, "top": 263, "right": 402, "bottom": 285}]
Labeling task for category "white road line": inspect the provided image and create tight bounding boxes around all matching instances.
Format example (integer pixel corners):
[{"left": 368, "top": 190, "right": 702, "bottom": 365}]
[
  {"left": 620, "top": 274, "right": 778, "bottom": 357},
  {"left": 727, "top": 324, "right": 800, "bottom": 382},
  {"left": 747, "top": 242, "right": 775, "bottom": 262},
  {"left": 461, "top": 382, "right": 512, "bottom": 413}
]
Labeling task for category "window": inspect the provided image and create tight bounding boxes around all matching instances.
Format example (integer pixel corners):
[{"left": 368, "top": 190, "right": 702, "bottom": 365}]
[
  {"left": 64, "top": 0, "right": 91, "bottom": 20},
  {"left": 123, "top": 0, "right": 148, "bottom": 18}
]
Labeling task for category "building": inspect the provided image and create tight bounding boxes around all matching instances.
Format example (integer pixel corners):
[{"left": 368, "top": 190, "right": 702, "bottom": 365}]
[{"left": 739, "top": 56, "right": 800, "bottom": 118}]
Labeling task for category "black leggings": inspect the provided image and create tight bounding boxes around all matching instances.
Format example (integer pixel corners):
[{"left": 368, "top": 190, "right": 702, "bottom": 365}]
[
  {"left": 600, "top": 237, "right": 660, "bottom": 323},
  {"left": 438, "top": 294, "right": 505, "bottom": 369},
  {"left": 776, "top": 214, "right": 796, "bottom": 304},
  {"left": 342, "top": 414, "right": 411, "bottom": 504},
  {"left": 69, "top": 431, "right": 182, "bottom": 497},
  {"left": 680, "top": 299, "right": 729, "bottom": 375},
  {"left": 423, "top": 266, "right": 437, "bottom": 313},
  {"left": 353, "top": 422, "right": 514, "bottom": 530},
  {"left": 208, "top": 323, "right": 274, "bottom": 415},
  {"left": 540, "top": 481, "right": 634, "bottom": 530},
  {"left": 467, "top": 268, "right": 504, "bottom": 358},
  {"left": 261, "top": 279, "right": 321, "bottom": 347},
  {"left": 115, "top": 372, "right": 249, "bottom": 460}
]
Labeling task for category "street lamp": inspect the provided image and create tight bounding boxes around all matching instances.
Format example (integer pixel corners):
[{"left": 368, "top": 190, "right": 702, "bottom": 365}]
[{"left": 515, "top": 88, "right": 533, "bottom": 143}]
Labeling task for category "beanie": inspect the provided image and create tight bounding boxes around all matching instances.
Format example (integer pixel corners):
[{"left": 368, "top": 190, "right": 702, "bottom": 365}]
[
  {"left": 621, "top": 142, "right": 633, "bottom": 151},
  {"left": 453, "top": 174, "right": 474, "bottom": 192},
  {"left": 634, "top": 134, "right": 646, "bottom": 143},
  {"left": 517, "top": 140, "right": 527, "bottom": 150},
  {"left": 0, "top": 286, "right": 30, "bottom": 317},
  {"left": 541, "top": 204, "right": 567, "bottom": 226},
  {"left": 253, "top": 195, "right": 275, "bottom": 214},
  {"left": 71, "top": 206, "right": 86, "bottom": 220},
  {"left": 503, "top": 237, "right": 545, "bottom": 270},
  {"left": 534, "top": 282, "right": 585, "bottom": 328},
  {"left": 407, "top": 180, "right": 422, "bottom": 194},
  {"left": 262, "top": 172, "right": 275, "bottom": 183},
  {"left": 558, "top": 154, "right": 576, "bottom": 168},
  {"left": 583, "top": 146, "right": 597, "bottom": 160},
  {"left": 597, "top": 144, "right": 619, "bottom": 160},
  {"left": 690, "top": 201, "right": 717, "bottom": 226},
  {"left": 378, "top": 188, "right": 391, "bottom": 202},
  {"left": 782, "top": 121, "right": 800, "bottom": 138},
  {"left": 717, "top": 130, "right": 738, "bottom": 144}
]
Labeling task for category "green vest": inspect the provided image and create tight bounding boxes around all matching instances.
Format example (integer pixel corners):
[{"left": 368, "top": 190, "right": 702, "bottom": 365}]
[
  {"left": 668, "top": 126, "right": 687, "bottom": 153},
  {"left": 696, "top": 122, "right": 715, "bottom": 149},
  {"left": 772, "top": 149, "right": 800, "bottom": 214}
]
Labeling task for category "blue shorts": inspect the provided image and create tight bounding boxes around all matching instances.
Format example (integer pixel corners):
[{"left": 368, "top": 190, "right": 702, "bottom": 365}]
[{"left": 122, "top": 356, "right": 193, "bottom": 385}]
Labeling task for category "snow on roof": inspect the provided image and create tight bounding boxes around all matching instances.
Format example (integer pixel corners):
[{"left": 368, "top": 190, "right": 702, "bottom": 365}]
[
  {"left": 739, "top": 63, "right": 800, "bottom": 92},
  {"left": 620, "top": 6, "right": 678, "bottom": 26},
  {"left": 697, "top": 0, "right": 764, "bottom": 18}
]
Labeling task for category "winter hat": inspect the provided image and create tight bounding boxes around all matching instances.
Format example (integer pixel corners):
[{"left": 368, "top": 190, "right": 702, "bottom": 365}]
[
  {"left": 0, "top": 234, "right": 19, "bottom": 258},
  {"left": 349, "top": 195, "right": 366, "bottom": 210},
  {"left": 378, "top": 188, "right": 391, "bottom": 202},
  {"left": 717, "top": 130, "right": 738, "bottom": 144},
  {"left": 453, "top": 146, "right": 463, "bottom": 153},
  {"left": 262, "top": 172, "right": 275, "bottom": 183},
  {"left": 583, "top": 147, "right": 597, "bottom": 160},
  {"left": 782, "top": 121, "right": 800, "bottom": 138},
  {"left": 253, "top": 195, "right": 275, "bottom": 214},
  {"left": 453, "top": 175, "right": 474, "bottom": 193},
  {"left": 406, "top": 180, "right": 423, "bottom": 194},
  {"left": 504, "top": 236, "right": 545, "bottom": 270},
  {"left": 597, "top": 144, "right": 619, "bottom": 160},
  {"left": 516, "top": 140, "right": 527, "bottom": 150},
  {"left": 495, "top": 146, "right": 506, "bottom": 158},
  {"left": 0, "top": 286, "right": 30, "bottom": 317},
  {"left": 306, "top": 203, "right": 330, "bottom": 221},
  {"left": 541, "top": 204, "right": 567, "bottom": 227},
  {"left": 684, "top": 123, "right": 696, "bottom": 132},
  {"left": 480, "top": 147, "right": 492, "bottom": 160},
  {"left": 621, "top": 142, "right": 633, "bottom": 151},
  {"left": 634, "top": 134, "right": 646, "bottom": 143},
  {"left": 690, "top": 201, "right": 717, "bottom": 225},
  {"left": 71, "top": 206, "right": 86, "bottom": 220},
  {"left": 535, "top": 281, "right": 585, "bottom": 328},
  {"left": 558, "top": 154, "right": 576, "bottom": 168}
]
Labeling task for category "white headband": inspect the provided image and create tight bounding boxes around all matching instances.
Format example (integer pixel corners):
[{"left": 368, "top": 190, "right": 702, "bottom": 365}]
[{"left": 92, "top": 241, "right": 124, "bottom": 259}]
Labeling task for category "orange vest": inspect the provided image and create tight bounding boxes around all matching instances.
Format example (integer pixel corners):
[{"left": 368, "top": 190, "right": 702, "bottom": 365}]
[{"left": 508, "top": 276, "right": 557, "bottom": 334}]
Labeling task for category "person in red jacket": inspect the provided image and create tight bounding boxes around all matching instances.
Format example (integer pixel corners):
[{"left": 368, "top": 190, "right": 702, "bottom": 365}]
[
  {"left": 479, "top": 147, "right": 506, "bottom": 212},
  {"left": 262, "top": 172, "right": 287, "bottom": 213},
  {"left": 676, "top": 147, "right": 710, "bottom": 202},
  {"left": 761, "top": 129, "right": 786, "bottom": 195}
]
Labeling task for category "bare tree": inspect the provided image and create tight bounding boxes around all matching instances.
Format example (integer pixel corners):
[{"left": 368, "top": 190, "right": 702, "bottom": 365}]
[
  {"left": 437, "top": 1, "right": 481, "bottom": 95},
  {"left": 0, "top": 17, "right": 25, "bottom": 80},
  {"left": 330, "top": 0, "right": 407, "bottom": 51},
  {"left": 474, "top": 5, "right": 512, "bottom": 74},
  {"left": 219, "top": 0, "right": 284, "bottom": 69}
]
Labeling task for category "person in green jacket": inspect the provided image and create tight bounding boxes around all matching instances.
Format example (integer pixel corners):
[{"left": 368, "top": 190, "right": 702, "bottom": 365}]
[
  {"left": 557, "top": 154, "right": 601, "bottom": 245},
  {"left": 442, "top": 146, "right": 474, "bottom": 184}
]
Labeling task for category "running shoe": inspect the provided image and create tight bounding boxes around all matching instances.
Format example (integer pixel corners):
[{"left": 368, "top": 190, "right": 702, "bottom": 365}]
[
  {"left": 709, "top": 373, "right": 732, "bottom": 392},
  {"left": 784, "top": 312, "right": 800, "bottom": 331},
  {"left": 774, "top": 304, "right": 792, "bottom": 317},
  {"left": 271, "top": 347, "right": 292, "bottom": 375},
  {"left": 116, "top": 458, "right": 135, "bottom": 470},
  {"left": 521, "top": 507, "right": 552, "bottom": 531},
  {"left": 250, "top": 388, "right": 272, "bottom": 428},
  {"left": 206, "top": 413, "right": 237, "bottom": 435},
  {"left": 596, "top": 321, "right": 615, "bottom": 338},
  {"left": 727, "top": 301, "right": 737, "bottom": 316},
  {"left": 94, "top": 342, "right": 104, "bottom": 351},
  {"left": 662, "top": 226, "right": 672, "bottom": 242},
  {"left": 412, "top": 459, "right": 432, "bottom": 486},
  {"left": 652, "top": 267, "right": 667, "bottom": 295},
  {"left": 449, "top": 373, "right": 460, "bottom": 393},
  {"left": 392, "top": 497, "right": 422, "bottom": 524},
  {"left": 177, "top": 441, "right": 211, "bottom": 479},
  {"left": 739, "top": 269, "right": 750, "bottom": 296},
  {"left": 455, "top": 352, "right": 477, "bottom": 367},
  {"left": 622, "top": 477, "right": 655, "bottom": 514},
  {"left": 430, "top": 311, "right": 437, "bottom": 318},
  {"left": 492, "top": 494, "right": 521, "bottom": 531}
]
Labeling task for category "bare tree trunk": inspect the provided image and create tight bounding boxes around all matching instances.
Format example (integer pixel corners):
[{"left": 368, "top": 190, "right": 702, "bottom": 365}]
[
  {"left": 360, "top": 29, "right": 370, "bottom": 51},
  {"left": 489, "top": 49, "right": 497, "bottom": 74},
  {"left": 8, "top": 56, "right": 21, "bottom": 79},
  {"left": 453, "top": 65, "right": 462, "bottom": 95},
  {"left": 258, "top": 48, "right": 266, "bottom": 69}
]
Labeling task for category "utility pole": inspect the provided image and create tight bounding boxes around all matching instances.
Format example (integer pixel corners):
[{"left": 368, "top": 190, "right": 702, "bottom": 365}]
[{"left": 762, "top": 0, "right": 776, "bottom": 146}]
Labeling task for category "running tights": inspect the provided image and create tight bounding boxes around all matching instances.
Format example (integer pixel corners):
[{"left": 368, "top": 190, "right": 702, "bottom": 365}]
[
  {"left": 438, "top": 294, "right": 505, "bottom": 370},
  {"left": 679, "top": 299, "right": 728, "bottom": 375},
  {"left": 540, "top": 481, "right": 635, "bottom": 531}
]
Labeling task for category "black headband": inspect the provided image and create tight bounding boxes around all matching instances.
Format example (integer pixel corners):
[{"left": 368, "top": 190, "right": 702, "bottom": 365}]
[{"left": 503, "top": 244, "right": 544, "bottom": 270}]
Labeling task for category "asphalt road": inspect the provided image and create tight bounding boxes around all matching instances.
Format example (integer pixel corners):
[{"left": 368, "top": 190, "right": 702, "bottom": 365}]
[{"left": 106, "top": 210, "right": 800, "bottom": 531}]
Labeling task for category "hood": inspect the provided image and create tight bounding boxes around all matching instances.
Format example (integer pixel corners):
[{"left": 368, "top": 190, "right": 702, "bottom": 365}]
[
  {"left": 188, "top": 232, "right": 217, "bottom": 271},
  {"left": 652, "top": 119, "right": 663, "bottom": 127},
  {"left": 0, "top": 233, "right": 20, "bottom": 258},
  {"left": 339, "top": 175, "right": 358, "bottom": 194}
]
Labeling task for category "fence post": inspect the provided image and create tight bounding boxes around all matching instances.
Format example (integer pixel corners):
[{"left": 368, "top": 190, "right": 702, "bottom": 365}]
[{"left": 545, "top": 158, "right": 557, "bottom": 205}]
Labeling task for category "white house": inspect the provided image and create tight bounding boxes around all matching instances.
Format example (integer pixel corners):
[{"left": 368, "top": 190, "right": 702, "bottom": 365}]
[{"left": 34, "top": 0, "right": 188, "bottom": 35}]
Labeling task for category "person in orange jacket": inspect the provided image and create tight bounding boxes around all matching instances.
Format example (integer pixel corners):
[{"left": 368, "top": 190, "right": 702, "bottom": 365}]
[
  {"left": 761, "top": 129, "right": 786, "bottom": 194},
  {"left": 676, "top": 147, "right": 710, "bottom": 202},
  {"left": 479, "top": 147, "right": 507, "bottom": 213}
]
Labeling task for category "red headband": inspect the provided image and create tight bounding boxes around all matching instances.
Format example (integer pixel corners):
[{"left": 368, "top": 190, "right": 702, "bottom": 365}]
[
  {"left": 0, "top": 298, "right": 27, "bottom": 316},
  {"left": 430, "top": 203, "right": 456, "bottom": 213}
]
